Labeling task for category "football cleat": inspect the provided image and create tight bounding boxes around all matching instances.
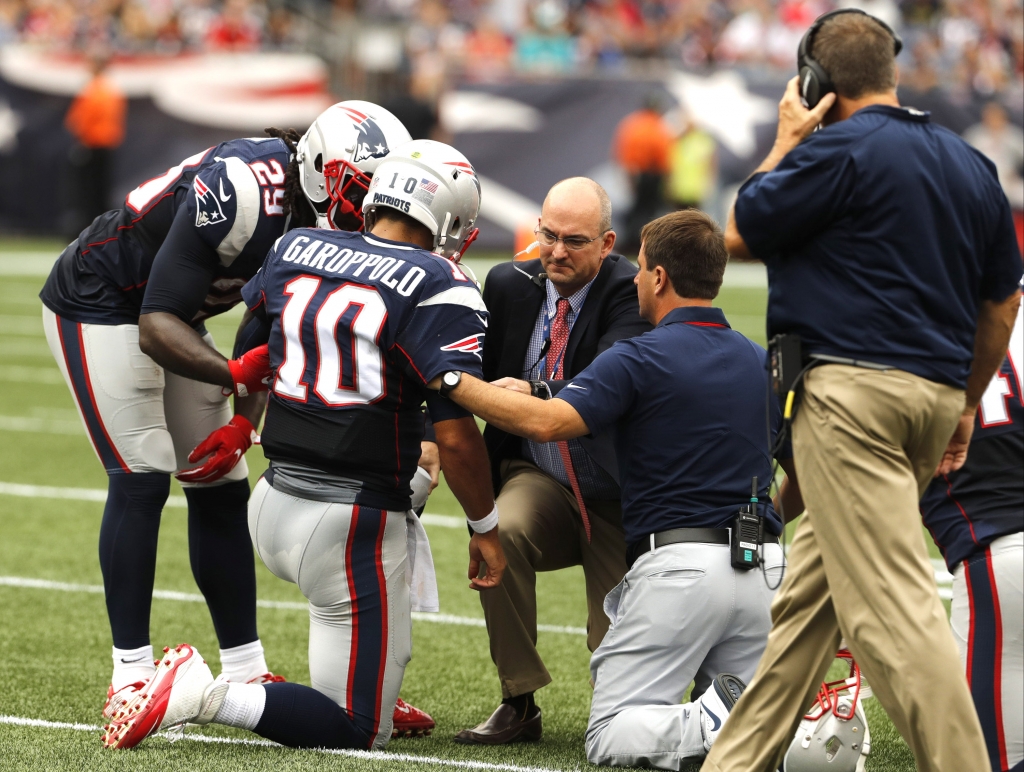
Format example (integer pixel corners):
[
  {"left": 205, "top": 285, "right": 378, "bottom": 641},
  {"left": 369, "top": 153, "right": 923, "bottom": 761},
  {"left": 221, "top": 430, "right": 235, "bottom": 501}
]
[
  {"left": 103, "top": 681, "right": 147, "bottom": 720},
  {"left": 698, "top": 673, "right": 747, "bottom": 752},
  {"left": 247, "top": 672, "right": 286, "bottom": 685},
  {"left": 392, "top": 697, "right": 435, "bottom": 738},
  {"left": 102, "top": 644, "right": 228, "bottom": 750}
]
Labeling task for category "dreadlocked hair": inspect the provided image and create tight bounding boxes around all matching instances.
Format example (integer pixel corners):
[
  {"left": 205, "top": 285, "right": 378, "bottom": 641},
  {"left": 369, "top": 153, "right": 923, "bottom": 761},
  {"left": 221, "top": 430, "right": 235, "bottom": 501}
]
[{"left": 265, "top": 127, "right": 318, "bottom": 229}]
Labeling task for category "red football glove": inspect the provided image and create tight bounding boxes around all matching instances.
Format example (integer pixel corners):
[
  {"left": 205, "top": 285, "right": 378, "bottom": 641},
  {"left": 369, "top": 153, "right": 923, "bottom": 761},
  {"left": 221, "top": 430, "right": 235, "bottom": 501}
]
[
  {"left": 176, "top": 415, "right": 256, "bottom": 484},
  {"left": 226, "top": 344, "right": 273, "bottom": 398}
]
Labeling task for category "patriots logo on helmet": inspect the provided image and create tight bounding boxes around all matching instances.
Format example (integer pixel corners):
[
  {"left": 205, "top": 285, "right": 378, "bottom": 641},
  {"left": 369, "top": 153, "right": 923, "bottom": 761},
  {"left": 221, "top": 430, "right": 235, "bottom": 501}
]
[
  {"left": 193, "top": 175, "right": 227, "bottom": 228},
  {"left": 342, "top": 106, "right": 390, "bottom": 164},
  {"left": 440, "top": 334, "right": 485, "bottom": 360}
]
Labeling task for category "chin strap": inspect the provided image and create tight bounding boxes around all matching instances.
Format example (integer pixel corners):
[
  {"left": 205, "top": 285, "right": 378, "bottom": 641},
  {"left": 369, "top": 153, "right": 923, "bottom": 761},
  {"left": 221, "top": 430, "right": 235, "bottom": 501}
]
[{"left": 452, "top": 227, "right": 480, "bottom": 263}]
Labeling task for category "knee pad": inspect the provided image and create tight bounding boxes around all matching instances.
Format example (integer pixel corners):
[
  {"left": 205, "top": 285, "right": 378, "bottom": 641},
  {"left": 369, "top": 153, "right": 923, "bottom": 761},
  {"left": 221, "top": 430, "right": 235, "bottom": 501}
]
[
  {"left": 135, "top": 428, "right": 177, "bottom": 474},
  {"left": 308, "top": 602, "right": 349, "bottom": 629}
]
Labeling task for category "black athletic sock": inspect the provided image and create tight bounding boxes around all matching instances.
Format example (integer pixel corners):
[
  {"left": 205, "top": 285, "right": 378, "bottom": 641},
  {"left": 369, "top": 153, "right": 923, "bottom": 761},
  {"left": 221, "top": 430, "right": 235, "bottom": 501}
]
[
  {"left": 184, "top": 480, "right": 258, "bottom": 648},
  {"left": 501, "top": 691, "right": 536, "bottom": 718},
  {"left": 254, "top": 682, "right": 372, "bottom": 749},
  {"left": 98, "top": 473, "right": 170, "bottom": 649}
]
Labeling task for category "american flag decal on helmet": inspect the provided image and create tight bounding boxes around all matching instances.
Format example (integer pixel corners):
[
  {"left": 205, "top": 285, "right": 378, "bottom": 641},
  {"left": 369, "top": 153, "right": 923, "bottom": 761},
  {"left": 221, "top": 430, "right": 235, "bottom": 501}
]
[
  {"left": 420, "top": 178, "right": 439, "bottom": 194},
  {"left": 440, "top": 334, "right": 484, "bottom": 354}
]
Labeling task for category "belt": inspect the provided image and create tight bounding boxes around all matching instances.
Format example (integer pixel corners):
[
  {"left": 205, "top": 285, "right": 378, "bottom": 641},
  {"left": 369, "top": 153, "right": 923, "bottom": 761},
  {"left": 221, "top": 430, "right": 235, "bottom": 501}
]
[{"left": 627, "top": 527, "right": 779, "bottom": 569}]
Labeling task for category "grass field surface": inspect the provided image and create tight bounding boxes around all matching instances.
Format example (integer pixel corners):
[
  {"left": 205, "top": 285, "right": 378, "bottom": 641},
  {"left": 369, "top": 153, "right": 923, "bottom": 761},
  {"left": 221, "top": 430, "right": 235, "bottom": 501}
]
[{"left": 0, "top": 239, "right": 940, "bottom": 771}]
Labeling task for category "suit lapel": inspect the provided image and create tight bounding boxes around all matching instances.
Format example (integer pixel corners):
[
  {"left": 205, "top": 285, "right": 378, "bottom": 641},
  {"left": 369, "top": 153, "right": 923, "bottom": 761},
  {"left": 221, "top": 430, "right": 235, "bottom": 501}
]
[{"left": 564, "top": 256, "right": 615, "bottom": 375}]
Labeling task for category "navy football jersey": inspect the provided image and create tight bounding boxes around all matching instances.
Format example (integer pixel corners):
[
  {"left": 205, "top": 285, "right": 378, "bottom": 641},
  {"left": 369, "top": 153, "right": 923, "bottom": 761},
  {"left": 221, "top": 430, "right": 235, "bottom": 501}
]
[
  {"left": 241, "top": 229, "right": 488, "bottom": 510},
  {"left": 921, "top": 302, "right": 1023, "bottom": 570},
  {"left": 41, "top": 137, "right": 291, "bottom": 325}
]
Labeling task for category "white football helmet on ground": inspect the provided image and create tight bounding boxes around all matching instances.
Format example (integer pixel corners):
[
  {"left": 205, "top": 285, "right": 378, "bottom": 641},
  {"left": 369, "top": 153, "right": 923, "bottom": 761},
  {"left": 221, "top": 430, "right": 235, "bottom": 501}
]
[
  {"left": 296, "top": 101, "right": 411, "bottom": 231},
  {"left": 783, "top": 650, "right": 872, "bottom": 772},
  {"left": 362, "top": 139, "right": 481, "bottom": 261}
]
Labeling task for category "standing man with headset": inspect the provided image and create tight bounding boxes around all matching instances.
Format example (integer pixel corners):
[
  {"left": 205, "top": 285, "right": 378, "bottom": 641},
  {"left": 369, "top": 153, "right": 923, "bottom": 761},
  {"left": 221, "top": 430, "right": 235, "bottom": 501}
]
[
  {"left": 454, "top": 177, "right": 650, "bottom": 745},
  {"left": 705, "top": 10, "right": 1022, "bottom": 772}
]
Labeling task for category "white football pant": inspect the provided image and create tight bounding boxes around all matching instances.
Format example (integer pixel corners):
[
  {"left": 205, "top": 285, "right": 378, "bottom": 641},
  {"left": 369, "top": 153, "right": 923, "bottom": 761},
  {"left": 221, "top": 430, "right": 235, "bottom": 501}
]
[
  {"left": 951, "top": 532, "right": 1023, "bottom": 772},
  {"left": 248, "top": 478, "right": 411, "bottom": 748},
  {"left": 42, "top": 306, "right": 248, "bottom": 485},
  {"left": 586, "top": 541, "right": 783, "bottom": 770}
]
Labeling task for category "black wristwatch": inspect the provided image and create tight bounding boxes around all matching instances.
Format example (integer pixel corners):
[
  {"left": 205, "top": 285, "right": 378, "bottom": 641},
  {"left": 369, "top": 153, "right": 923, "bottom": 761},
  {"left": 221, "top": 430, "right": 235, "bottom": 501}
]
[
  {"left": 530, "top": 380, "right": 552, "bottom": 399},
  {"left": 439, "top": 371, "right": 463, "bottom": 399}
]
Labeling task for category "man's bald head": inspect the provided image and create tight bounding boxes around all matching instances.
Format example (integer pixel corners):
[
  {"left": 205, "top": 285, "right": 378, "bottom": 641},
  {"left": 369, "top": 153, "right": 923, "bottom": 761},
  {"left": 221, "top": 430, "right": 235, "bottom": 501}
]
[
  {"left": 543, "top": 177, "right": 613, "bottom": 233},
  {"left": 536, "top": 177, "right": 616, "bottom": 296}
]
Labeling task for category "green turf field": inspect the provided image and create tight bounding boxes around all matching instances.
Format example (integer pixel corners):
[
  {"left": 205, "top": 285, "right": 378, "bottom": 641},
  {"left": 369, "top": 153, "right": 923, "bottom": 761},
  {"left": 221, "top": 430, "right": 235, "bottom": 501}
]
[{"left": 0, "top": 239, "right": 930, "bottom": 771}]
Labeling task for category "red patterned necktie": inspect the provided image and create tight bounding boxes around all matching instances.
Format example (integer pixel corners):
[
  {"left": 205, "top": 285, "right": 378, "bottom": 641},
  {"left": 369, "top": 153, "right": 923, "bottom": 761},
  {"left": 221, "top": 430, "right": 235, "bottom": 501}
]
[{"left": 546, "top": 298, "right": 592, "bottom": 542}]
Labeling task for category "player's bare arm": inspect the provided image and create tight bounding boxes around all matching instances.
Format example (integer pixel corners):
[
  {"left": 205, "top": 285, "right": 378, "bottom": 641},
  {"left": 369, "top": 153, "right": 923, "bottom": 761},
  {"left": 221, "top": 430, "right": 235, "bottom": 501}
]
[
  {"left": 139, "top": 311, "right": 234, "bottom": 388},
  {"left": 430, "top": 373, "right": 589, "bottom": 443},
  {"left": 433, "top": 416, "right": 506, "bottom": 591},
  {"left": 172, "top": 307, "right": 271, "bottom": 483},
  {"left": 418, "top": 440, "right": 440, "bottom": 491},
  {"left": 937, "top": 289, "right": 1022, "bottom": 476}
]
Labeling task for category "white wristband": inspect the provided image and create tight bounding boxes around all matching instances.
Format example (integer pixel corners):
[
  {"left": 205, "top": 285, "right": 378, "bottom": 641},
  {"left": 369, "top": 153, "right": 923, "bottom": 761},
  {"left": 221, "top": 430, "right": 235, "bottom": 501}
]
[{"left": 468, "top": 504, "right": 499, "bottom": 533}]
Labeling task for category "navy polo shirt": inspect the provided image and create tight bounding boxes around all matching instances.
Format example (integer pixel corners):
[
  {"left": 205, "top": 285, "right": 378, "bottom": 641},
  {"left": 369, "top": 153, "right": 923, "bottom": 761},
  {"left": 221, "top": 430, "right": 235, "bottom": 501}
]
[
  {"left": 557, "top": 306, "right": 785, "bottom": 547},
  {"left": 735, "top": 105, "right": 1022, "bottom": 389}
]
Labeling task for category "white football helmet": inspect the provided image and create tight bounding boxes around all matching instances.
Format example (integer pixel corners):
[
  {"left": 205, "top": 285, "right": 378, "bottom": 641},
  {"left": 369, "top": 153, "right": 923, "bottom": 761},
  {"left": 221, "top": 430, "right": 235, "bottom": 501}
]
[
  {"left": 362, "top": 139, "right": 481, "bottom": 261},
  {"left": 783, "top": 650, "right": 872, "bottom": 772},
  {"left": 296, "top": 100, "right": 411, "bottom": 231}
]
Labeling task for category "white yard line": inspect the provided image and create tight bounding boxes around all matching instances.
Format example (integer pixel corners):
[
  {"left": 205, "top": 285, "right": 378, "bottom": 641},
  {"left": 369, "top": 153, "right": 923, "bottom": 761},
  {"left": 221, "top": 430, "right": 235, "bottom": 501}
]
[
  {"left": 0, "top": 481, "right": 465, "bottom": 528},
  {"left": 0, "top": 365, "right": 66, "bottom": 384},
  {"left": 0, "top": 481, "right": 464, "bottom": 527},
  {"left": 0, "top": 253, "right": 60, "bottom": 276},
  {"left": 0, "top": 415, "right": 86, "bottom": 435},
  {"left": 0, "top": 574, "right": 587, "bottom": 635},
  {"left": 0, "top": 714, "right": 568, "bottom": 772},
  {"left": 0, "top": 480, "right": 187, "bottom": 507},
  {"left": 0, "top": 480, "right": 950, "bottom": 603}
]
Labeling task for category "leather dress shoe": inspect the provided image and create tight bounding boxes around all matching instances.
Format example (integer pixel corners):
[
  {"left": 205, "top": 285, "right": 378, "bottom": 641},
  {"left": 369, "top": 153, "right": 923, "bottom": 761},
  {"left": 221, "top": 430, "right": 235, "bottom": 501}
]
[{"left": 453, "top": 702, "right": 542, "bottom": 745}]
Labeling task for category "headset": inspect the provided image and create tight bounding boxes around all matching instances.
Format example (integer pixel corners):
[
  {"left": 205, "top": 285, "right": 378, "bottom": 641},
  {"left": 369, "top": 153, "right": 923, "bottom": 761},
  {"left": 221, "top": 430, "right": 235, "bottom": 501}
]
[{"left": 797, "top": 8, "right": 903, "bottom": 109}]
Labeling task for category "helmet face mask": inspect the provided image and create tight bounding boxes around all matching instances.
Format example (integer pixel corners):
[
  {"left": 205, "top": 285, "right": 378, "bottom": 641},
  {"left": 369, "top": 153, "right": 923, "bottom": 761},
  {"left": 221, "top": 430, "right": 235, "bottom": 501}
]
[
  {"left": 324, "top": 159, "right": 372, "bottom": 231},
  {"left": 783, "top": 650, "right": 872, "bottom": 772}
]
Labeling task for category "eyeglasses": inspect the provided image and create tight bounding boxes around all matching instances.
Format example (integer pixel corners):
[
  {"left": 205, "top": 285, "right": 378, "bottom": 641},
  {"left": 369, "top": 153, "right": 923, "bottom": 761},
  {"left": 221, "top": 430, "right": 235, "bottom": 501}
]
[{"left": 534, "top": 228, "right": 606, "bottom": 251}]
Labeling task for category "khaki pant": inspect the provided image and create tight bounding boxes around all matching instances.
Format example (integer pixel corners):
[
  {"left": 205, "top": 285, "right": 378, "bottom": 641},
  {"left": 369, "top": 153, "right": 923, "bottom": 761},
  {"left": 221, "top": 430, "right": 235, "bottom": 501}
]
[
  {"left": 704, "top": 365, "right": 988, "bottom": 772},
  {"left": 480, "top": 459, "right": 627, "bottom": 698}
]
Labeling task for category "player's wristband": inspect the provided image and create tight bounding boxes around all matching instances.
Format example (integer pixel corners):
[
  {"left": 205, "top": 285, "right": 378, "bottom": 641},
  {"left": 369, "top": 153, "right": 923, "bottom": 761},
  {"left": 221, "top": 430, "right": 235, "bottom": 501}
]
[{"left": 467, "top": 504, "right": 499, "bottom": 533}]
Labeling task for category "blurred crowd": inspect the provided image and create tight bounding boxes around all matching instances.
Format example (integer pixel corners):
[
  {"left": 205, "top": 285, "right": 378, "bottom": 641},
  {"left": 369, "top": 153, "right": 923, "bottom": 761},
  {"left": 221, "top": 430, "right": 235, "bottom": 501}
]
[
  {"left": 0, "top": 0, "right": 307, "bottom": 53},
  {"left": 397, "top": 0, "right": 1021, "bottom": 96},
  {"left": 1, "top": 0, "right": 1021, "bottom": 101}
]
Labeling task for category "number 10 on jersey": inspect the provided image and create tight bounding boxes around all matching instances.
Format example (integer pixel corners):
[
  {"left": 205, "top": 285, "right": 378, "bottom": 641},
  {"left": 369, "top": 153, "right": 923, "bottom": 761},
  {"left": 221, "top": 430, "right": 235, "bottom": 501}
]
[{"left": 274, "top": 276, "right": 388, "bottom": 406}]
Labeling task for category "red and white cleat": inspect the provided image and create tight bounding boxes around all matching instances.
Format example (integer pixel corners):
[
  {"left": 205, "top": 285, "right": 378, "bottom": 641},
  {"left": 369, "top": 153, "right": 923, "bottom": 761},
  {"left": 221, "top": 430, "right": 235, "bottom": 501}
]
[
  {"left": 103, "top": 681, "right": 147, "bottom": 720},
  {"left": 246, "top": 672, "right": 286, "bottom": 685},
  {"left": 102, "top": 643, "right": 228, "bottom": 750},
  {"left": 392, "top": 697, "right": 435, "bottom": 738}
]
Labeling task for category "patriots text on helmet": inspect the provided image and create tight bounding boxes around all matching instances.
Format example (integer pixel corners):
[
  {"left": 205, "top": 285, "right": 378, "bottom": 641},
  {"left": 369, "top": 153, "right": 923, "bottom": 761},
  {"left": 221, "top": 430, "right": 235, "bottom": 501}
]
[
  {"left": 280, "top": 235, "right": 426, "bottom": 296},
  {"left": 372, "top": 192, "right": 412, "bottom": 214}
]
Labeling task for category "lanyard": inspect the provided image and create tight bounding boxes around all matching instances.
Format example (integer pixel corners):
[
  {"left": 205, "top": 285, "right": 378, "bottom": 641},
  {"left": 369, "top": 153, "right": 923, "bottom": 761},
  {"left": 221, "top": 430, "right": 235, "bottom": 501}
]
[{"left": 535, "top": 301, "right": 572, "bottom": 378}]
